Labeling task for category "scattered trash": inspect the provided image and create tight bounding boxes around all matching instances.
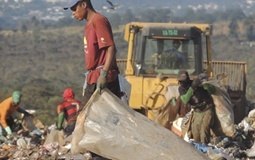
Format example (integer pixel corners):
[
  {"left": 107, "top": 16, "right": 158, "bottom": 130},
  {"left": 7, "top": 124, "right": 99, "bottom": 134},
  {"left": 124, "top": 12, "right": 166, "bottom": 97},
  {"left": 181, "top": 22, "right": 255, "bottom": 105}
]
[
  {"left": 16, "top": 138, "right": 27, "bottom": 149},
  {"left": 1, "top": 90, "right": 255, "bottom": 160}
]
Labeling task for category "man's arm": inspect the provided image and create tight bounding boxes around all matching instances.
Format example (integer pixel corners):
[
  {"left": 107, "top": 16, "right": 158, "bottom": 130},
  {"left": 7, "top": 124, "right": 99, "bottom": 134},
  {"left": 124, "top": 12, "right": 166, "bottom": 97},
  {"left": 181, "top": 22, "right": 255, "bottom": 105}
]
[
  {"left": 0, "top": 109, "right": 8, "bottom": 128},
  {"left": 0, "top": 108, "right": 12, "bottom": 135},
  {"left": 103, "top": 45, "right": 115, "bottom": 72},
  {"left": 180, "top": 87, "right": 194, "bottom": 105},
  {"left": 180, "top": 78, "right": 202, "bottom": 104},
  {"left": 57, "top": 112, "right": 65, "bottom": 130},
  {"left": 94, "top": 16, "right": 116, "bottom": 91},
  {"left": 17, "top": 107, "right": 31, "bottom": 116},
  {"left": 97, "top": 45, "right": 116, "bottom": 91}
]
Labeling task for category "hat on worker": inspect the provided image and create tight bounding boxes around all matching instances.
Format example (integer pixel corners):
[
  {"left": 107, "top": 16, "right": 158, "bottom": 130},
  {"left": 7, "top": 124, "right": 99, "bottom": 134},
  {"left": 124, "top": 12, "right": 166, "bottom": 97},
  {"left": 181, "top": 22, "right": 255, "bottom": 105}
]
[
  {"left": 63, "top": 0, "right": 79, "bottom": 10},
  {"left": 198, "top": 72, "right": 208, "bottom": 82},
  {"left": 63, "top": 88, "right": 75, "bottom": 100},
  {"left": 177, "top": 70, "right": 190, "bottom": 81},
  {"left": 63, "top": 0, "right": 82, "bottom": 11},
  {"left": 12, "top": 91, "right": 21, "bottom": 104}
]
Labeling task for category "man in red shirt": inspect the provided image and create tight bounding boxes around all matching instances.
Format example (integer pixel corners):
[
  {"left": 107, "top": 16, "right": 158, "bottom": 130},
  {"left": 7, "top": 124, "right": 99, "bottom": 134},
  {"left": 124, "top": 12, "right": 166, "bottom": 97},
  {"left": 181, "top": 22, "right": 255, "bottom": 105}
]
[
  {"left": 64, "top": 1, "right": 120, "bottom": 159},
  {"left": 65, "top": 0, "right": 121, "bottom": 110}
]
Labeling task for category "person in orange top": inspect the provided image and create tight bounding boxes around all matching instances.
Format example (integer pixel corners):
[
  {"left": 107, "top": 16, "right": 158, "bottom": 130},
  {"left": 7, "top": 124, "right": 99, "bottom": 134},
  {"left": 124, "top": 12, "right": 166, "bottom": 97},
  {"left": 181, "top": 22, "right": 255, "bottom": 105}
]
[
  {"left": 56, "top": 88, "right": 80, "bottom": 136},
  {"left": 0, "top": 91, "right": 31, "bottom": 138}
]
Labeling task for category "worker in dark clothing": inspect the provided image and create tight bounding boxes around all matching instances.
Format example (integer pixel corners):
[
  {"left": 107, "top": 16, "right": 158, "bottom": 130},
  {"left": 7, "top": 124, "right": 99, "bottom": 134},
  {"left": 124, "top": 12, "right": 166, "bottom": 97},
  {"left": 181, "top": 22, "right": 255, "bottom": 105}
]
[
  {"left": 178, "top": 70, "right": 215, "bottom": 144},
  {"left": 177, "top": 70, "right": 192, "bottom": 117},
  {"left": 178, "top": 70, "right": 192, "bottom": 97}
]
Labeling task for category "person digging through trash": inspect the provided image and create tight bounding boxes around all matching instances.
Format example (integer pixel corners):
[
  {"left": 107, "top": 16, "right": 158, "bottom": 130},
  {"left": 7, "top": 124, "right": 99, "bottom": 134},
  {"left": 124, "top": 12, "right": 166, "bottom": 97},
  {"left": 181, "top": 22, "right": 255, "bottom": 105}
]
[
  {"left": 56, "top": 88, "right": 81, "bottom": 136},
  {"left": 177, "top": 70, "right": 216, "bottom": 144},
  {"left": 0, "top": 91, "right": 32, "bottom": 140}
]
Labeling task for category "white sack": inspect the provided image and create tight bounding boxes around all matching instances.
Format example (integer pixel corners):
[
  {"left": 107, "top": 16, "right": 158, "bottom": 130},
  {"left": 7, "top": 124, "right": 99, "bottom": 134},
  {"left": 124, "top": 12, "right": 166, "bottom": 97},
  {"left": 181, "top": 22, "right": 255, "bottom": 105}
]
[{"left": 71, "top": 89, "right": 208, "bottom": 160}]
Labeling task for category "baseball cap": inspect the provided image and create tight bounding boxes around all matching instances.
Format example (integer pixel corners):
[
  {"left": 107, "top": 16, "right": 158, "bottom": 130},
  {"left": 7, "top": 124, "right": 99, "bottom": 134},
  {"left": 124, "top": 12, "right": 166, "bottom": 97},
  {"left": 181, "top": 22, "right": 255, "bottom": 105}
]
[{"left": 63, "top": 0, "right": 80, "bottom": 11}]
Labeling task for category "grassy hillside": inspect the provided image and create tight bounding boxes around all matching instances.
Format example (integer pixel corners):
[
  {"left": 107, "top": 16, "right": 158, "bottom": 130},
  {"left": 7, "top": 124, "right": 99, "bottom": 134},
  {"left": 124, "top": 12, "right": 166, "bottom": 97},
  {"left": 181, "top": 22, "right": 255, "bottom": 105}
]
[{"left": 0, "top": 21, "right": 254, "bottom": 124}]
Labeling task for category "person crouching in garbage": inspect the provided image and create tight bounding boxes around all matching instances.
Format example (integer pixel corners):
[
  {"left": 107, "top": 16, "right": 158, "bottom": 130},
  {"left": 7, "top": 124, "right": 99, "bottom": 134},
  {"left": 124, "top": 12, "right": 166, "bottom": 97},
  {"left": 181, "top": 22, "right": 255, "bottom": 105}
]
[
  {"left": 56, "top": 88, "right": 81, "bottom": 136},
  {"left": 178, "top": 70, "right": 215, "bottom": 144},
  {"left": 0, "top": 91, "right": 32, "bottom": 140}
]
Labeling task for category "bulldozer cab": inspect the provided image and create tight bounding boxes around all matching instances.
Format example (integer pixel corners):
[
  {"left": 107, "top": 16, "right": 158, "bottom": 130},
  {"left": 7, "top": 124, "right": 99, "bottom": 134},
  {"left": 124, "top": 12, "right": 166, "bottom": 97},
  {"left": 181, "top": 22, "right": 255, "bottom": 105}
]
[
  {"left": 133, "top": 26, "right": 204, "bottom": 76},
  {"left": 123, "top": 22, "right": 212, "bottom": 77}
]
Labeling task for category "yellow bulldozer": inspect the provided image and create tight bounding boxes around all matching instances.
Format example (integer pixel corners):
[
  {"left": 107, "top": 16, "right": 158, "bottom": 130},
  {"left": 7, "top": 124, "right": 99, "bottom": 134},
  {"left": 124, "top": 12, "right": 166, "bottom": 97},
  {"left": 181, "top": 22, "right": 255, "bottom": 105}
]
[{"left": 117, "top": 22, "right": 247, "bottom": 124}]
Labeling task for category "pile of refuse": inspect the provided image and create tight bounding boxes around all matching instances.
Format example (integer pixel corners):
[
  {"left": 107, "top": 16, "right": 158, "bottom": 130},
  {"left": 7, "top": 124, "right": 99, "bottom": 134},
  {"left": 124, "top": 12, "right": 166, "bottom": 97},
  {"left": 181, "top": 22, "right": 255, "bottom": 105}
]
[
  {"left": 0, "top": 119, "right": 91, "bottom": 160},
  {"left": 1, "top": 89, "right": 255, "bottom": 160},
  {"left": 188, "top": 122, "right": 255, "bottom": 160}
]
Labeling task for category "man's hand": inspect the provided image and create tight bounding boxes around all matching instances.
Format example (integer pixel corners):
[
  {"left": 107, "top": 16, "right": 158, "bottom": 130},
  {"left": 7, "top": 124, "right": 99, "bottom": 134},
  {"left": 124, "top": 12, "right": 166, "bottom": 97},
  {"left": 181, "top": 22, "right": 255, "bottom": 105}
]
[
  {"left": 4, "top": 126, "right": 12, "bottom": 135},
  {"left": 97, "top": 70, "right": 107, "bottom": 93}
]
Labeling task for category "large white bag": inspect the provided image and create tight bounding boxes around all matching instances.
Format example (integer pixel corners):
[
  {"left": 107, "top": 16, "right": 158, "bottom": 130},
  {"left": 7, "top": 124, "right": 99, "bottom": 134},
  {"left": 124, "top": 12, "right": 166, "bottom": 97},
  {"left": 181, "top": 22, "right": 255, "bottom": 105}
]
[
  {"left": 71, "top": 89, "right": 208, "bottom": 160},
  {"left": 204, "top": 80, "right": 236, "bottom": 137}
]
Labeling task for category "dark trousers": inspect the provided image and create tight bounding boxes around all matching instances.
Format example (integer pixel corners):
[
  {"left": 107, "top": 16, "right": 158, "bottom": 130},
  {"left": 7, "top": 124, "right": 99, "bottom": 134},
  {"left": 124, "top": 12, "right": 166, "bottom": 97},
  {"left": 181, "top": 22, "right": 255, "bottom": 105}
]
[{"left": 64, "top": 122, "right": 76, "bottom": 136}]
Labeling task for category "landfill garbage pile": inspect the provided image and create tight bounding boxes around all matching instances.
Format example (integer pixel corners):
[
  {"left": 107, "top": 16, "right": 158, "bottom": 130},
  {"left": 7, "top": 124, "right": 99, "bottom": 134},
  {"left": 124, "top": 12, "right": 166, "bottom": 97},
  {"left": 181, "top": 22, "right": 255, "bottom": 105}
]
[
  {"left": 2, "top": 90, "right": 255, "bottom": 160},
  {"left": 2, "top": 117, "right": 255, "bottom": 160},
  {"left": 0, "top": 133, "right": 90, "bottom": 160},
  {"left": 188, "top": 126, "right": 254, "bottom": 160},
  {"left": 0, "top": 116, "right": 48, "bottom": 160},
  {"left": 158, "top": 112, "right": 255, "bottom": 160},
  {"left": 0, "top": 120, "right": 93, "bottom": 160},
  {"left": 170, "top": 106, "right": 255, "bottom": 160}
]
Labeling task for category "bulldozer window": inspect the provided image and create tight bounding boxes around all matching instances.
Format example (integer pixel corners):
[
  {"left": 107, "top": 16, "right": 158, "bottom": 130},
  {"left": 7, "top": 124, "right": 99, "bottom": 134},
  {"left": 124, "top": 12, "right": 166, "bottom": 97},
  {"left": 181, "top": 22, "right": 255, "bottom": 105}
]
[{"left": 140, "top": 37, "right": 196, "bottom": 75}]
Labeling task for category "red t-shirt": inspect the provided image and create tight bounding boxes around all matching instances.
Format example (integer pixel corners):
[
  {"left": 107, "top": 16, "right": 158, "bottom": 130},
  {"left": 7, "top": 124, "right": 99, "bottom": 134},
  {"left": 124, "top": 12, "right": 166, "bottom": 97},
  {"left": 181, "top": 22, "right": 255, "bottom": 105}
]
[
  {"left": 58, "top": 99, "right": 80, "bottom": 124},
  {"left": 84, "top": 13, "right": 119, "bottom": 84}
]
